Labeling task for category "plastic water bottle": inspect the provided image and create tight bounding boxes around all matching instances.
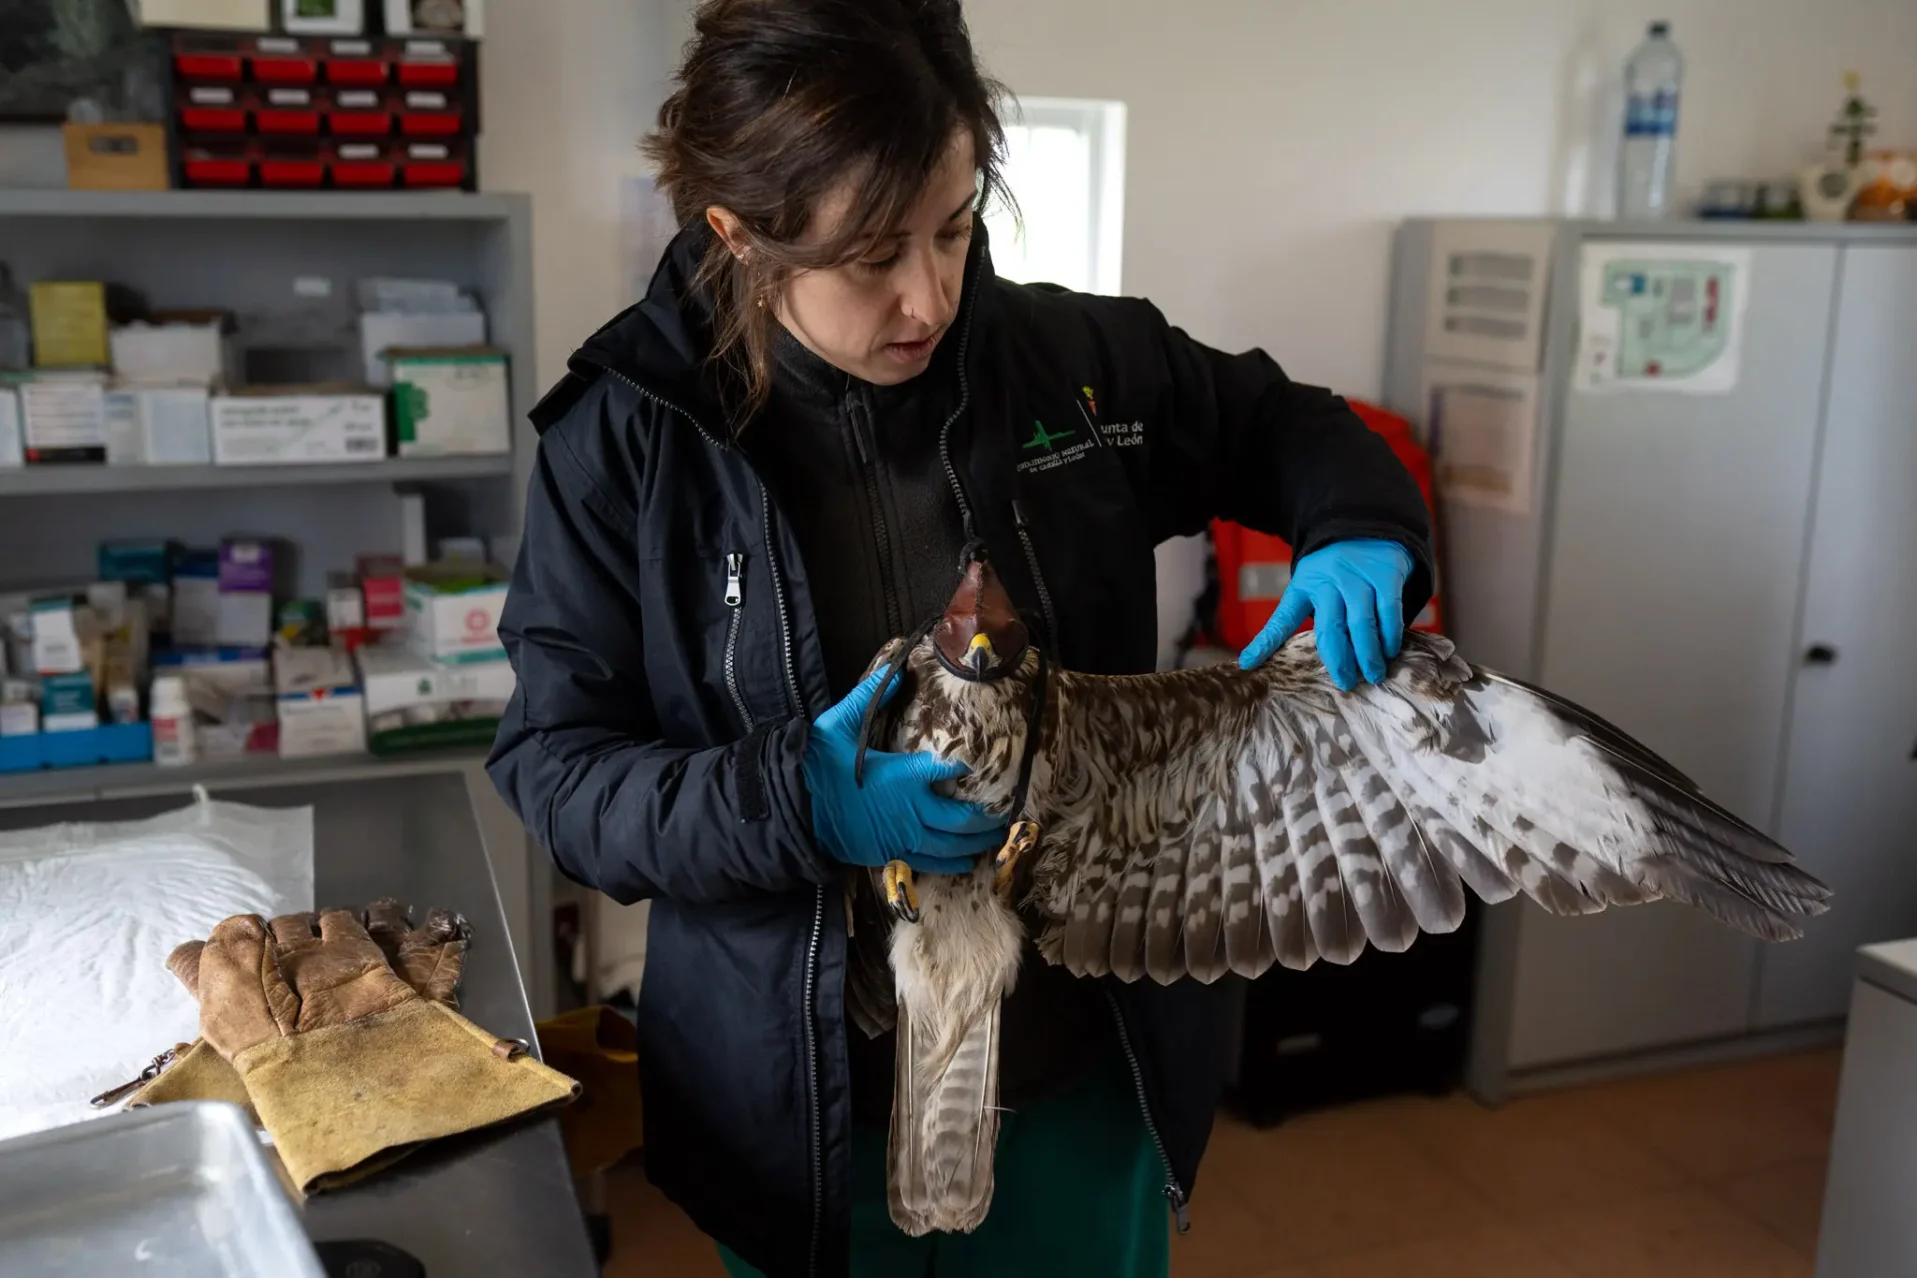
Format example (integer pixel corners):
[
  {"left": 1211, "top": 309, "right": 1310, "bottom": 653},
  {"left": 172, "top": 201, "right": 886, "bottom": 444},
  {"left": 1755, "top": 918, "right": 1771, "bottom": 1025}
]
[{"left": 1618, "top": 21, "right": 1684, "bottom": 219}]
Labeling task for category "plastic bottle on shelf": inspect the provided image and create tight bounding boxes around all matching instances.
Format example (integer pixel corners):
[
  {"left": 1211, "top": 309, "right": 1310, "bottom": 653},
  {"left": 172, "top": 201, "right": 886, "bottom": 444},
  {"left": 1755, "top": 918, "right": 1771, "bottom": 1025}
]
[
  {"left": 1617, "top": 21, "right": 1684, "bottom": 220},
  {"left": 150, "top": 676, "right": 197, "bottom": 767}
]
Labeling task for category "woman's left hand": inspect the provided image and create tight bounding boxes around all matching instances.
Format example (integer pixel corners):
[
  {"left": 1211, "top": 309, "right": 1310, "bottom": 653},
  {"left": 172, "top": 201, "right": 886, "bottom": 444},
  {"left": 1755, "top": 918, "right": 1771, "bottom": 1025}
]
[{"left": 1237, "top": 538, "right": 1414, "bottom": 691}]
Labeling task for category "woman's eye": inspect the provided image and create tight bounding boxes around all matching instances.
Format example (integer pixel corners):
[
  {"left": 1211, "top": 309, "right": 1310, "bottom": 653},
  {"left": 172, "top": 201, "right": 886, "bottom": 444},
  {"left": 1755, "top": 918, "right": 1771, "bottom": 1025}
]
[
  {"left": 939, "top": 222, "right": 975, "bottom": 247},
  {"left": 857, "top": 253, "right": 901, "bottom": 275}
]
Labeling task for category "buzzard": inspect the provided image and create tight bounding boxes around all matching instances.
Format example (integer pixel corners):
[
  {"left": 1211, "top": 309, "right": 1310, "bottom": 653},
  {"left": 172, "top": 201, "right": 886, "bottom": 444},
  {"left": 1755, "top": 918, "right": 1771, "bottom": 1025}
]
[{"left": 847, "top": 547, "right": 1831, "bottom": 1238}]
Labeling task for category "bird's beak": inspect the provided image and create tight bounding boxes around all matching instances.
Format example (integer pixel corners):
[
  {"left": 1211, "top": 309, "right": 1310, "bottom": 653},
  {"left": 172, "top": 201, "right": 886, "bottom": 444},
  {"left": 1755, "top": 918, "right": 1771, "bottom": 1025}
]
[{"left": 965, "top": 633, "right": 998, "bottom": 676}]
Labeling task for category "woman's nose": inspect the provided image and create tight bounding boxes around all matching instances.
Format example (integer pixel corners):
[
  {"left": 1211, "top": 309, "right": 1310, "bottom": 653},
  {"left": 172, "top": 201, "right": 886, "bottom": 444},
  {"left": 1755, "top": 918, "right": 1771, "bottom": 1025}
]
[{"left": 898, "top": 250, "right": 952, "bottom": 327}]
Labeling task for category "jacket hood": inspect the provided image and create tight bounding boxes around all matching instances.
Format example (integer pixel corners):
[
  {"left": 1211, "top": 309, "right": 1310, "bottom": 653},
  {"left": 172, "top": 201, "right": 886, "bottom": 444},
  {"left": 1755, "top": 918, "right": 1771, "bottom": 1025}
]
[{"left": 538, "top": 212, "right": 995, "bottom": 437}]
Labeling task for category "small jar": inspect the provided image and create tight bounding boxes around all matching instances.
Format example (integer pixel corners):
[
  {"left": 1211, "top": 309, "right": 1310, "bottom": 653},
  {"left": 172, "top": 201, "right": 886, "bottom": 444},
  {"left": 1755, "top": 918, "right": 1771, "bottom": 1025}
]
[{"left": 150, "top": 675, "right": 197, "bottom": 767}]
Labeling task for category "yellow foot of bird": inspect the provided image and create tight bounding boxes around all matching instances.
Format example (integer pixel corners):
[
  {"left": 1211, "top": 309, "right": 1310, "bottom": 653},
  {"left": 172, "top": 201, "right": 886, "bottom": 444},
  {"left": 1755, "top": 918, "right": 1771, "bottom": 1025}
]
[
  {"left": 883, "top": 860, "right": 920, "bottom": 924},
  {"left": 994, "top": 821, "right": 1040, "bottom": 901}
]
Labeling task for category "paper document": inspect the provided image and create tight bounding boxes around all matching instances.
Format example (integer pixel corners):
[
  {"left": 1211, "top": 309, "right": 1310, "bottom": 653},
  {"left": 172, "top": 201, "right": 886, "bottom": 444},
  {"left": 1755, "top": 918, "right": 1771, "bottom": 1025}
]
[
  {"left": 1422, "top": 368, "right": 1539, "bottom": 516},
  {"left": 1575, "top": 243, "right": 1752, "bottom": 394}
]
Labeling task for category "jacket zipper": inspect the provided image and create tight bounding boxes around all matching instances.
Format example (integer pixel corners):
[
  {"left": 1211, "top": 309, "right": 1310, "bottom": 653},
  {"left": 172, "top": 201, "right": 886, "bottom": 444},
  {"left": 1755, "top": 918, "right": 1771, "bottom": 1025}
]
[
  {"left": 1011, "top": 499, "right": 1059, "bottom": 647},
  {"left": 847, "top": 398, "right": 905, "bottom": 636},
  {"left": 722, "top": 553, "right": 754, "bottom": 731},
  {"left": 602, "top": 367, "right": 820, "bottom": 1274},
  {"left": 935, "top": 243, "right": 988, "bottom": 533},
  {"left": 1105, "top": 990, "right": 1192, "bottom": 1233}
]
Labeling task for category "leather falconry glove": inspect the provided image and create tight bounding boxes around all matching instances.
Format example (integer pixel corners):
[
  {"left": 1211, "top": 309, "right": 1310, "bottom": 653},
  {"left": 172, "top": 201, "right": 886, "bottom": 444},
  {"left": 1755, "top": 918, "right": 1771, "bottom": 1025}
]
[
  {"left": 159, "top": 907, "right": 576, "bottom": 1195},
  {"left": 121, "top": 900, "right": 471, "bottom": 1120}
]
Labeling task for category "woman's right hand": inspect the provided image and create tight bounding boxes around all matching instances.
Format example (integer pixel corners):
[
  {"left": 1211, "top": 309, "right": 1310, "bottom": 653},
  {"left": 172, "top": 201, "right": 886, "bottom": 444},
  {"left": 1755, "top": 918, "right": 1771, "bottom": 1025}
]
[{"left": 801, "top": 668, "right": 1007, "bottom": 875}]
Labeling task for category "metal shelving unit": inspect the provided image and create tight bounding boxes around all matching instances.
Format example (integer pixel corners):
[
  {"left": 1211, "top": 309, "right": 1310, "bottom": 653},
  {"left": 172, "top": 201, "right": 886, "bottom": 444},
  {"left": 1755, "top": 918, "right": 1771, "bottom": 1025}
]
[
  {"left": 0, "top": 746, "right": 490, "bottom": 809},
  {"left": 0, "top": 455, "right": 513, "bottom": 497}
]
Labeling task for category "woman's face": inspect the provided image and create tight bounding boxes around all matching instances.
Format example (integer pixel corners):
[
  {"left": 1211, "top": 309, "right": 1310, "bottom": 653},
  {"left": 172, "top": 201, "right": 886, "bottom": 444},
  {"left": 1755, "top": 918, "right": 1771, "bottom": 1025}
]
[{"left": 717, "top": 132, "right": 978, "bottom": 387}]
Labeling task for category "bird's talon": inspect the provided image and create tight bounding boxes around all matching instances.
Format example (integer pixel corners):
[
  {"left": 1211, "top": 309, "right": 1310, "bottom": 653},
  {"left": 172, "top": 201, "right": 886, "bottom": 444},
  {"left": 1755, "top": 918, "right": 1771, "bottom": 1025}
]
[
  {"left": 884, "top": 860, "right": 921, "bottom": 924},
  {"left": 993, "top": 821, "right": 1040, "bottom": 901}
]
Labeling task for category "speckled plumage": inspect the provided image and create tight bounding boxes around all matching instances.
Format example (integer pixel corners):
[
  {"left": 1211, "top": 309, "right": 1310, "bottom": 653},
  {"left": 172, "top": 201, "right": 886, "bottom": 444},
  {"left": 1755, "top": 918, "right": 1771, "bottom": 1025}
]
[{"left": 859, "top": 628, "right": 1831, "bottom": 1235}]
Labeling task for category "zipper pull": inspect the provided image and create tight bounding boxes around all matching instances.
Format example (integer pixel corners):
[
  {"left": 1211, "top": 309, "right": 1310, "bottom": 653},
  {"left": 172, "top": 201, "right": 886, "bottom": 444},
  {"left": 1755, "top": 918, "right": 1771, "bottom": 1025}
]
[
  {"left": 848, "top": 402, "right": 875, "bottom": 468},
  {"left": 1012, "top": 498, "right": 1031, "bottom": 530},
  {"left": 1165, "top": 1184, "right": 1192, "bottom": 1234},
  {"left": 724, "top": 553, "right": 744, "bottom": 608}
]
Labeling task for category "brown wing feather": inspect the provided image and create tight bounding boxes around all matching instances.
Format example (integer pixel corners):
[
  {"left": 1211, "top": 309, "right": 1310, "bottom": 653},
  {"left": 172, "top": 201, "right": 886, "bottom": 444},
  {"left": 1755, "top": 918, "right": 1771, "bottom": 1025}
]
[{"left": 1027, "top": 632, "right": 1831, "bottom": 982}]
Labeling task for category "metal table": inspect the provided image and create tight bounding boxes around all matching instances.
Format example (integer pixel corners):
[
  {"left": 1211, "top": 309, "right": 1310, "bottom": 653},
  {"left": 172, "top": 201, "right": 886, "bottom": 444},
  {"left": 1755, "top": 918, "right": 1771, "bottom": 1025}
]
[{"left": 0, "top": 773, "right": 598, "bottom": 1278}]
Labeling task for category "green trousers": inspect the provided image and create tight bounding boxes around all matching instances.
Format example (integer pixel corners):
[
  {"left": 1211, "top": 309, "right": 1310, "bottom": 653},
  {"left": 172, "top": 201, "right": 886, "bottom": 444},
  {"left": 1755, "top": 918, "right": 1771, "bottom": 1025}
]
[{"left": 718, "top": 1057, "right": 1171, "bottom": 1278}]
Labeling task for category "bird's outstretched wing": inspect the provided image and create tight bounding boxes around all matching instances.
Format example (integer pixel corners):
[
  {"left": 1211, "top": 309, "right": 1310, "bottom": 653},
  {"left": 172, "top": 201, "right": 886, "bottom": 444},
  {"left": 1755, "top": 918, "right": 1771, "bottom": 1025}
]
[{"left": 1027, "top": 631, "right": 1831, "bottom": 984}]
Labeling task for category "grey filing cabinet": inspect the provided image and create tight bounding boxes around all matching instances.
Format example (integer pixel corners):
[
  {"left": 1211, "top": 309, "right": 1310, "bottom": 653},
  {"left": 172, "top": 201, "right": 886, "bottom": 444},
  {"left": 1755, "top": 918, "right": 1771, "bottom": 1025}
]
[{"left": 1383, "top": 219, "right": 1917, "bottom": 1096}]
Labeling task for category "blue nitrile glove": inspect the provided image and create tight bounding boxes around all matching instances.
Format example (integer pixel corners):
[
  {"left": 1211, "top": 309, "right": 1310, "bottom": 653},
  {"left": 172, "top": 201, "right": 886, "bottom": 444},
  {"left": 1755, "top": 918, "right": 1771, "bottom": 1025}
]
[
  {"left": 802, "top": 667, "right": 1008, "bottom": 875},
  {"left": 1238, "top": 538, "right": 1414, "bottom": 691}
]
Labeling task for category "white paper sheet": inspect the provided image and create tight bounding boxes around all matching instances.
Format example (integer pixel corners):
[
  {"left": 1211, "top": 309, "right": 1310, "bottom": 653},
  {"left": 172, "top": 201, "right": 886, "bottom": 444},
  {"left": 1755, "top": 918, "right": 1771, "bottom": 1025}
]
[
  {"left": 1422, "top": 367, "right": 1540, "bottom": 516},
  {"left": 0, "top": 791, "right": 313, "bottom": 1141},
  {"left": 1575, "top": 243, "right": 1753, "bottom": 395}
]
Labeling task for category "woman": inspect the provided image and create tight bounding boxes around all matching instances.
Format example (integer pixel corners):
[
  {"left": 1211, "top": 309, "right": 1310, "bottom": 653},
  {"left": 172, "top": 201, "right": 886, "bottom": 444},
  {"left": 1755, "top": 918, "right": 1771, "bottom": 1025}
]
[{"left": 488, "top": 2, "right": 1432, "bottom": 1275}]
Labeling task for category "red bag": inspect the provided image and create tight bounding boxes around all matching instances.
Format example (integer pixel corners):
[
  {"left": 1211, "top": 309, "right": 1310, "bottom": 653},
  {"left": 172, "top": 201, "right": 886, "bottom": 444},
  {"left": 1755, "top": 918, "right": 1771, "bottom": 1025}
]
[{"left": 1208, "top": 399, "right": 1443, "bottom": 652}]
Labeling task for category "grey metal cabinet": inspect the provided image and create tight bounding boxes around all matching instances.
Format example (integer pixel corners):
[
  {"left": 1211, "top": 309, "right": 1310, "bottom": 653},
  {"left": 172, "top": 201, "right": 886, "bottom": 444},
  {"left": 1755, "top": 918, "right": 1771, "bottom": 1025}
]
[
  {"left": 1760, "top": 246, "right": 1917, "bottom": 1029},
  {"left": 1384, "top": 220, "right": 1917, "bottom": 1093}
]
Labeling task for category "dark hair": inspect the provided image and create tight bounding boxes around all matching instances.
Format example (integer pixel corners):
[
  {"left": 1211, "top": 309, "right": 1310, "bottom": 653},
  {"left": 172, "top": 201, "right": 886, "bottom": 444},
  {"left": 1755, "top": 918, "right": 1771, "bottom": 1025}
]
[{"left": 643, "top": 0, "right": 1010, "bottom": 429}]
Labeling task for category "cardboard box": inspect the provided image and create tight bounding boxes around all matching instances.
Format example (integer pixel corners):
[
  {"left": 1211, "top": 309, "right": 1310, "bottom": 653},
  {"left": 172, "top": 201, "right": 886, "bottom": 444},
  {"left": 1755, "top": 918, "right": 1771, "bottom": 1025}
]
[
  {"left": 100, "top": 540, "right": 175, "bottom": 585},
  {"left": 210, "top": 388, "right": 385, "bottom": 465},
  {"left": 356, "top": 554, "right": 406, "bottom": 629},
  {"left": 29, "top": 282, "right": 142, "bottom": 369},
  {"left": 356, "top": 642, "right": 511, "bottom": 752},
  {"left": 274, "top": 644, "right": 366, "bottom": 757},
  {"left": 359, "top": 308, "right": 485, "bottom": 387},
  {"left": 0, "top": 388, "right": 21, "bottom": 469},
  {"left": 388, "top": 346, "right": 509, "bottom": 456},
  {"left": 28, "top": 598, "right": 88, "bottom": 675},
  {"left": 383, "top": 0, "right": 484, "bottom": 39},
  {"left": 41, "top": 671, "right": 99, "bottom": 732},
  {"left": 130, "top": 0, "right": 270, "bottom": 30},
  {"left": 62, "top": 123, "right": 170, "bottom": 193},
  {"left": 18, "top": 372, "right": 107, "bottom": 462},
  {"left": 161, "top": 650, "right": 277, "bottom": 758},
  {"left": 104, "top": 384, "right": 213, "bottom": 466},
  {"left": 111, "top": 312, "right": 237, "bottom": 386},
  {"left": 0, "top": 701, "right": 37, "bottom": 737},
  {"left": 403, "top": 561, "right": 507, "bottom": 664}
]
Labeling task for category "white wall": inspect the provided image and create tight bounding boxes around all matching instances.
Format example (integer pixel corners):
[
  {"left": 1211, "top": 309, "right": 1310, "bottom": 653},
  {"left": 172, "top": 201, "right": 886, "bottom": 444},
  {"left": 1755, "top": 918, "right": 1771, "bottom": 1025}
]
[{"left": 478, "top": 0, "right": 1917, "bottom": 657}]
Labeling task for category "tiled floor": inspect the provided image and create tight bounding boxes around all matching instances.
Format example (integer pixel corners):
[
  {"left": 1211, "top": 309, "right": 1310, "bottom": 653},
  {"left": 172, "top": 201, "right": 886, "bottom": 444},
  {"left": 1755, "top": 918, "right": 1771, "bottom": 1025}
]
[{"left": 601, "top": 1048, "right": 1840, "bottom": 1277}]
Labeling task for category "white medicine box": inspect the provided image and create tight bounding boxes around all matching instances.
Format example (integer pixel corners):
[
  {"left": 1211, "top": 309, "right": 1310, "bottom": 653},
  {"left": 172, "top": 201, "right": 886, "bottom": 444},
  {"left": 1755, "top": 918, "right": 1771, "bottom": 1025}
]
[
  {"left": 104, "top": 385, "right": 213, "bottom": 465},
  {"left": 403, "top": 561, "right": 508, "bottom": 664},
  {"left": 210, "top": 389, "right": 386, "bottom": 465},
  {"left": 388, "top": 347, "right": 510, "bottom": 456},
  {"left": 110, "top": 312, "right": 237, "bottom": 386},
  {"left": 0, "top": 387, "right": 21, "bottom": 468}
]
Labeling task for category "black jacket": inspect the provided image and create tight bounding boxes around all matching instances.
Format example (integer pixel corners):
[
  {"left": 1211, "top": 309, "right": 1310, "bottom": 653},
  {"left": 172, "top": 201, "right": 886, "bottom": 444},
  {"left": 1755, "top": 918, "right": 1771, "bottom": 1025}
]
[{"left": 487, "top": 222, "right": 1434, "bottom": 1278}]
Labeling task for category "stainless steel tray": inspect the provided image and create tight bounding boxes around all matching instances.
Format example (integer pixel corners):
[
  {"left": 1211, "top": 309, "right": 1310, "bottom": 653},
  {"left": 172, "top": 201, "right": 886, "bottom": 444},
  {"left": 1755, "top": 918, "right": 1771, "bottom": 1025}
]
[{"left": 0, "top": 1102, "right": 326, "bottom": 1276}]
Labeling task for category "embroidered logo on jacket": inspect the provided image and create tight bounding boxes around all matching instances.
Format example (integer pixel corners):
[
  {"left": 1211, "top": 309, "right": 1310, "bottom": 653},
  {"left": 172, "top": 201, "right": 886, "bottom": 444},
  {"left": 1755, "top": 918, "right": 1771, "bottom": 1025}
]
[{"left": 1015, "top": 385, "right": 1144, "bottom": 474}]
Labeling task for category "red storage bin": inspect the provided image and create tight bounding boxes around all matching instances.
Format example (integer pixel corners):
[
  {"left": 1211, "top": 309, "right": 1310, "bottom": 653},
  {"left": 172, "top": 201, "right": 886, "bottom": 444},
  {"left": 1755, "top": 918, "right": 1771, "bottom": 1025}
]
[
  {"left": 396, "top": 40, "right": 460, "bottom": 88},
  {"left": 258, "top": 141, "right": 325, "bottom": 188},
  {"left": 399, "top": 141, "right": 467, "bottom": 188},
  {"left": 176, "top": 49, "right": 244, "bottom": 80},
  {"left": 251, "top": 36, "right": 319, "bottom": 85},
  {"left": 178, "top": 84, "right": 248, "bottom": 135},
  {"left": 331, "top": 141, "right": 397, "bottom": 188},
  {"left": 328, "top": 88, "right": 394, "bottom": 136},
  {"left": 256, "top": 87, "right": 323, "bottom": 135},
  {"left": 321, "top": 37, "right": 390, "bottom": 86},
  {"left": 1209, "top": 400, "right": 1445, "bottom": 650},
  {"left": 180, "top": 142, "right": 253, "bottom": 187},
  {"left": 397, "top": 90, "right": 462, "bottom": 137}
]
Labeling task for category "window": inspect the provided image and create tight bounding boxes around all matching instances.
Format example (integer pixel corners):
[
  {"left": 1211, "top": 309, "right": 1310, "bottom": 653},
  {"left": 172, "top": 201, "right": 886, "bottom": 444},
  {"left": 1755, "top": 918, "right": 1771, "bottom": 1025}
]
[{"left": 984, "top": 97, "right": 1127, "bottom": 296}]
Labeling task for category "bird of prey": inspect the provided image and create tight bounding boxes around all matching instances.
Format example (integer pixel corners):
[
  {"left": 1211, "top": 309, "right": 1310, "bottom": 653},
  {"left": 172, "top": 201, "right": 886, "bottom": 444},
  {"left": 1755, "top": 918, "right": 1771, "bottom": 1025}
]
[{"left": 847, "top": 547, "right": 1831, "bottom": 1238}]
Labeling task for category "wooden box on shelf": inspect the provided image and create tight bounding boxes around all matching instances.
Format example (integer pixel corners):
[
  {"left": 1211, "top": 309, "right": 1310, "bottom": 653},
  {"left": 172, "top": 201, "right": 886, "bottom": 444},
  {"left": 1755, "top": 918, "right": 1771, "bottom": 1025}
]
[{"left": 63, "top": 125, "right": 170, "bottom": 193}]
